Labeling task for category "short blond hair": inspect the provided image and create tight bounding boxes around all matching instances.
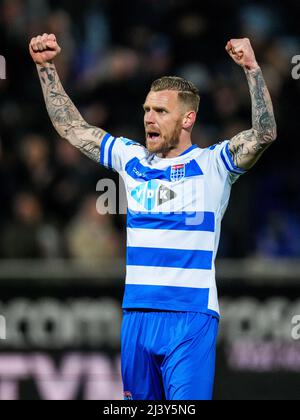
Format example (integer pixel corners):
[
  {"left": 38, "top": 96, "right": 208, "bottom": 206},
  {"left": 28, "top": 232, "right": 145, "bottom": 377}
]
[{"left": 151, "top": 76, "right": 200, "bottom": 113}]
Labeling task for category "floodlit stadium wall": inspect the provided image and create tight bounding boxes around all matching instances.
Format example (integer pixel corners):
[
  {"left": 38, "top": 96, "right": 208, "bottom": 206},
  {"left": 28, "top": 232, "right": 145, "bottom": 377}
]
[{"left": 0, "top": 258, "right": 299, "bottom": 400}]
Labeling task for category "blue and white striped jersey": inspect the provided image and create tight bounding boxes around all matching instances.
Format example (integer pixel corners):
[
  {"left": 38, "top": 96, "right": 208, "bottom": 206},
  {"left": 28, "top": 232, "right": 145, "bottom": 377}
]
[{"left": 100, "top": 134, "right": 246, "bottom": 318}]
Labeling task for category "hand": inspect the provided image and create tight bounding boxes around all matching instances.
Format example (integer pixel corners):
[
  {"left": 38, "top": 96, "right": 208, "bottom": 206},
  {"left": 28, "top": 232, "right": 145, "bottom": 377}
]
[
  {"left": 225, "top": 38, "right": 259, "bottom": 71},
  {"left": 29, "top": 33, "right": 61, "bottom": 66}
]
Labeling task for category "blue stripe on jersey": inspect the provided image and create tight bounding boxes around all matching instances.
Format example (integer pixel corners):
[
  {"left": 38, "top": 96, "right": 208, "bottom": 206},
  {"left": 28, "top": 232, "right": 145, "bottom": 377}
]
[
  {"left": 107, "top": 137, "right": 117, "bottom": 169},
  {"left": 220, "top": 147, "right": 241, "bottom": 175},
  {"left": 122, "top": 284, "right": 219, "bottom": 316},
  {"left": 179, "top": 144, "right": 199, "bottom": 156},
  {"left": 127, "top": 209, "right": 215, "bottom": 232},
  {"left": 100, "top": 133, "right": 112, "bottom": 166},
  {"left": 224, "top": 142, "right": 247, "bottom": 174},
  {"left": 220, "top": 143, "right": 246, "bottom": 175},
  {"left": 125, "top": 157, "right": 203, "bottom": 182},
  {"left": 127, "top": 247, "right": 213, "bottom": 270}
]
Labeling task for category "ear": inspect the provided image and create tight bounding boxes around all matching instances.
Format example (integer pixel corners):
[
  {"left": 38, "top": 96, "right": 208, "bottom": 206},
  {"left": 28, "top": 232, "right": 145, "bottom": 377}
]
[{"left": 182, "top": 111, "right": 197, "bottom": 130}]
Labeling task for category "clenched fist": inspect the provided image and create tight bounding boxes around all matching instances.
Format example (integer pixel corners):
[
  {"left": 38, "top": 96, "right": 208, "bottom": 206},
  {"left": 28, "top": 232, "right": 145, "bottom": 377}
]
[
  {"left": 29, "top": 33, "right": 61, "bottom": 66},
  {"left": 225, "top": 38, "right": 259, "bottom": 71}
]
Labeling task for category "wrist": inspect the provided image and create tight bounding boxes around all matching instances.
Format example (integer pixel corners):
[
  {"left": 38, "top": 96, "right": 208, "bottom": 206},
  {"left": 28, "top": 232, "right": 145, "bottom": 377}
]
[
  {"left": 36, "top": 61, "right": 54, "bottom": 68},
  {"left": 244, "top": 61, "right": 260, "bottom": 72}
]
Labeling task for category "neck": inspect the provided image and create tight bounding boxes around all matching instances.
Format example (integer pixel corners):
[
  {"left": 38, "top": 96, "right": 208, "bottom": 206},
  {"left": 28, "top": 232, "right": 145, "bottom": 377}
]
[{"left": 159, "top": 138, "right": 193, "bottom": 159}]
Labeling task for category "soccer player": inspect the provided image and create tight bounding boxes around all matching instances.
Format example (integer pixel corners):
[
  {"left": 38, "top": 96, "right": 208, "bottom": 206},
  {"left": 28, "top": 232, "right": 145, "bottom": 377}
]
[{"left": 29, "top": 34, "right": 277, "bottom": 400}]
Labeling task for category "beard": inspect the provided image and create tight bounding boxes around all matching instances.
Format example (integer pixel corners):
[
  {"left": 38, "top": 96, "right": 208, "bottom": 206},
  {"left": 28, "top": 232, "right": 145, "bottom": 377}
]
[{"left": 146, "top": 123, "right": 182, "bottom": 156}]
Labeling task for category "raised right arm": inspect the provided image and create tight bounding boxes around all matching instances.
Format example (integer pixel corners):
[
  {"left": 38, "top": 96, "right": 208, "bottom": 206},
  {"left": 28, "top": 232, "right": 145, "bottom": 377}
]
[{"left": 29, "top": 33, "right": 107, "bottom": 163}]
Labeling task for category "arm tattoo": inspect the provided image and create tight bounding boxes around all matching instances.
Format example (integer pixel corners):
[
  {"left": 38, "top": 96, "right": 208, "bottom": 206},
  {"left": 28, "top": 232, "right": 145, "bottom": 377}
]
[
  {"left": 247, "top": 67, "right": 277, "bottom": 146},
  {"left": 229, "top": 67, "right": 277, "bottom": 169},
  {"left": 37, "top": 64, "right": 105, "bottom": 162}
]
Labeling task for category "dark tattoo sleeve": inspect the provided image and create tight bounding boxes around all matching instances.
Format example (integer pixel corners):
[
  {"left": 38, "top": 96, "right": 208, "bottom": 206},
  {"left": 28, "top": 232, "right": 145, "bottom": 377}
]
[
  {"left": 37, "top": 64, "right": 106, "bottom": 162},
  {"left": 229, "top": 67, "right": 277, "bottom": 170}
]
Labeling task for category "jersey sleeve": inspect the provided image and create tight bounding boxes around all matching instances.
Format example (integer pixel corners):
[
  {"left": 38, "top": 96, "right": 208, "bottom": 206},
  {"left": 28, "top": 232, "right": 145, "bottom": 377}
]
[
  {"left": 99, "top": 133, "right": 148, "bottom": 174},
  {"left": 208, "top": 140, "right": 247, "bottom": 184}
]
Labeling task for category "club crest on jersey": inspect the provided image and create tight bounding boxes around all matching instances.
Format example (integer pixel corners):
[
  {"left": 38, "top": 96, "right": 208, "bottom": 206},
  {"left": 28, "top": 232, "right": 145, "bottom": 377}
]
[{"left": 170, "top": 164, "right": 185, "bottom": 182}]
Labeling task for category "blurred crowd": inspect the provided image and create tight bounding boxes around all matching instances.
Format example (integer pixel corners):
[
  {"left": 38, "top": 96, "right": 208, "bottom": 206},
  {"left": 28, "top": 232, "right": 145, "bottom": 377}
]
[{"left": 0, "top": 0, "right": 300, "bottom": 263}]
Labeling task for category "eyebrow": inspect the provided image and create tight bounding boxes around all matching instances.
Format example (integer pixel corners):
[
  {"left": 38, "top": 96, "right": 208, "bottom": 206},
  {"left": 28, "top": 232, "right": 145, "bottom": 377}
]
[{"left": 143, "top": 104, "right": 169, "bottom": 112}]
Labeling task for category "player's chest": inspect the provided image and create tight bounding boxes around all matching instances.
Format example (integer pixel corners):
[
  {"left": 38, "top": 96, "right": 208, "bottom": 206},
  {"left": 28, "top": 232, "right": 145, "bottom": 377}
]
[{"left": 124, "top": 158, "right": 213, "bottom": 212}]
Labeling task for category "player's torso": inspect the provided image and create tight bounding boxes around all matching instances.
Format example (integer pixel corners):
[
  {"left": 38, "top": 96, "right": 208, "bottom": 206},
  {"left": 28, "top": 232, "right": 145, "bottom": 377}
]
[{"left": 121, "top": 145, "right": 229, "bottom": 315}]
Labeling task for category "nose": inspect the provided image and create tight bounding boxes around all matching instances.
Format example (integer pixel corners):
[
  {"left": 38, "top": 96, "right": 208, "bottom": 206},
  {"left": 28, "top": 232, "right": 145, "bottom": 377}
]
[{"left": 144, "top": 109, "right": 155, "bottom": 125}]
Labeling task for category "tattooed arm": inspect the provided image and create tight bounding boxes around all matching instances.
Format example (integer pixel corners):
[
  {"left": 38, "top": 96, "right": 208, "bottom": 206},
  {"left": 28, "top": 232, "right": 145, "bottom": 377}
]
[
  {"left": 37, "top": 62, "right": 106, "bottom": 162},
  {"left": 29, "top": 33, "right": 107, "bottom": 163},
  {"left": 225, "top": 38, "right": 277, "bottom": 170}
]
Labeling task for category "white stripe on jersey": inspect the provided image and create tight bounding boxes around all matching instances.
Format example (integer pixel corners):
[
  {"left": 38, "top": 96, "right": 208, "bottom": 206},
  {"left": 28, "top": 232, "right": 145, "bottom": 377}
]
[
  {"left": 126, "top": 265, "right": 215, "bottom": 289},
  {"left": 127, "top": 228, "right": 215, "bottom": 251},
  {"left": 208, "top": 287, "right": 219, "bottom": 314}
]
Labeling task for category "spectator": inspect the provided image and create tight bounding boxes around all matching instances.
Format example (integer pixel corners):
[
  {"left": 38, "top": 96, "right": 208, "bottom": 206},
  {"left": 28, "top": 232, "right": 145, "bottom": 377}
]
[
  {"left": 1, "top": 192, "right": 62, "bottom": 258},
  {"left": 65, "top": 195, "right": 122, "bottom": 264},
  {"left": 256, "top": 210, "right": 300, "bottom": 258}
]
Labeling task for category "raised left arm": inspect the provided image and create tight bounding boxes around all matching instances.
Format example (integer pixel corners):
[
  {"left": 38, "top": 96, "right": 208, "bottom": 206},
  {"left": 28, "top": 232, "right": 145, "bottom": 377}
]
[{"left": 225, "top": 38, "right": 277, "bottom": 170}]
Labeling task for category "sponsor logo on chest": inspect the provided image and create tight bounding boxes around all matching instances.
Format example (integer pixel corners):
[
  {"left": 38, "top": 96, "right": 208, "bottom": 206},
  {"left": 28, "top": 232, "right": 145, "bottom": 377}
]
[{"left": 131, "top": 180, "right": 176, "bottom": 211}]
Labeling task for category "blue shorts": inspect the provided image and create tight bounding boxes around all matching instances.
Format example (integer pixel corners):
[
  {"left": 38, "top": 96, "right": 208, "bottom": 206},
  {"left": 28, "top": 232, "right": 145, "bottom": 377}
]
[{"left": 121, "top": 310, "right": 219, "bottom": 400}]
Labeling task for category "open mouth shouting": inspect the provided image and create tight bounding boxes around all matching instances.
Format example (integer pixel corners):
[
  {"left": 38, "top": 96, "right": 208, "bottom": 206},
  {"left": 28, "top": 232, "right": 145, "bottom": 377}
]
[{"left": 146, "top": 131, "right": 161, "bottom": 142}]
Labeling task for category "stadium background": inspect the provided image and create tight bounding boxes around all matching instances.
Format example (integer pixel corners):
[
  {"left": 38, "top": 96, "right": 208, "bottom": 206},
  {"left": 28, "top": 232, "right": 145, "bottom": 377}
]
[{"left": 0, "top": 0, "right": 300, "bottom": 400}]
